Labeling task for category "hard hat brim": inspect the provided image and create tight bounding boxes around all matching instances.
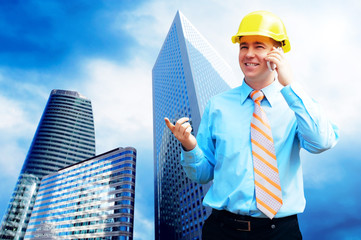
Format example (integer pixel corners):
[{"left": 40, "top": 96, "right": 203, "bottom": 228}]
[{"left": 231, "top": 33, "right": 291, "bottom": 53}]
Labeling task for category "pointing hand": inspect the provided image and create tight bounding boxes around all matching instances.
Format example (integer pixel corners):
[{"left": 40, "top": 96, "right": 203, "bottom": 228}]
[{"left": 164, "top": 117, "right": 197, "bottom": 151}]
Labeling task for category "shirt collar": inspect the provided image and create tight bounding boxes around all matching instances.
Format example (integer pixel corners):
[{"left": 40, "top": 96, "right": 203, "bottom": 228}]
[
  {"left": 239, "top": 80, "right": 283, "bottom": 107},
  {"left": 239, "top": 81, "right": 253, "bottom": 105}
]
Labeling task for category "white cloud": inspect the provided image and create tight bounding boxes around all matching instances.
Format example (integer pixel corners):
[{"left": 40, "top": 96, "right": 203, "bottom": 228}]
[
  {"left": 116, "top": 0, "right": 176, "bottom": 49},
  {"left": 133, "top": 208, "right": 154, "bottom": 240},
  {"left": 283, "top": 7, "right": 361, "bottom": 136},
  {"left": 0, "top": 96, "right": 28, "bottom": 130},
  {"left": 79, "top": 57, "right": 153, "bottom": 153},
  {"left": 0, "top": 95, "right": 37, "bottom": 178},
  {"left": 301, "top": 150, "right": 344, "bottom": 188}
]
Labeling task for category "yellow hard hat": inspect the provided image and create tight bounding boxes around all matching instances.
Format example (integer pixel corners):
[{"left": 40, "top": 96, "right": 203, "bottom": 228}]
[{"left": 231, "top": 11, "right": 291, "bottom": 53}]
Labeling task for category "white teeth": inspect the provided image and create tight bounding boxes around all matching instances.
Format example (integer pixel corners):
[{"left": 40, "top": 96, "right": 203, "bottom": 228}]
[{"left": 246, "top": 63, "right": 258, "bottom": 66}]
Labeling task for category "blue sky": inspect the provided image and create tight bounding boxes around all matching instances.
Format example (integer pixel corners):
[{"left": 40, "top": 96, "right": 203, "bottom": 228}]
[{"left": 1, "top": 0, "right": 361, "bottom": 239}]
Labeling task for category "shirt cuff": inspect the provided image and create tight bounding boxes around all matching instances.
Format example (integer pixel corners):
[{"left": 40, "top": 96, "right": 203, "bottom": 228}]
[
  {"left": 181, "top": 144, "right": 203, "bottom": 164},
  {"left": 280, "top": 83, "right": 303, "bottom": 107}
]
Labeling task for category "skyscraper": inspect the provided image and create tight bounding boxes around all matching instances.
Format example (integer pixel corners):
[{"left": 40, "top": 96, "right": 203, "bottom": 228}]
[
  {"left": 152, "top": 11, "right": 238, "bottom": 239},
  {"left": 24, "top": 147, "right": 136, "bottom": 240},
  {"left": 0, "top": 90, "right": 96, "bottom": 239}
]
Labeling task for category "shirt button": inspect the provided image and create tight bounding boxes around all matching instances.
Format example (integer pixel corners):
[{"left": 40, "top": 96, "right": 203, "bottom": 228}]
[{"left": 271, "top": 224, "right": 276, "bottom": 229}]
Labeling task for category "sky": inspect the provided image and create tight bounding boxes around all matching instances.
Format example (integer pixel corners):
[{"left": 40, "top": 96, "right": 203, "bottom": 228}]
[{"left": 0, "top": 0, "right": 360, "bottom": 239}]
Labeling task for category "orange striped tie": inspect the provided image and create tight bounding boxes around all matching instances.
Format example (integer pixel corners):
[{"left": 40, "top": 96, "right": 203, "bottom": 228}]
[{"left": 250, "top": 90, "right": 282, "bottom": 219}]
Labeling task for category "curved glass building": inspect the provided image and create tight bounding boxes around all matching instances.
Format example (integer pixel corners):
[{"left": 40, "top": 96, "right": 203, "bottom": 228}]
[
  {"left": 0, "top": 90, "right": 96, "bottom": 240},
  {"left": 24, "top": 147, "right": 136, "bottom": 240},
  {"left": 152, "top": 11, "right": 238, "bottom": 239}
]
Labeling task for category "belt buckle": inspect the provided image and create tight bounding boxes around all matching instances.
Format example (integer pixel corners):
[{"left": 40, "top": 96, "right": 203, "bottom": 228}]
[{"left": 234, "top": 219, "right": 251, "bottom": 232}]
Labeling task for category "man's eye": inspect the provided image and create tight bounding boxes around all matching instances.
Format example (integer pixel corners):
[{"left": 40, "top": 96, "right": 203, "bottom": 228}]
[
  {"left": 256, "top": 45, "right": 264, "bottom": 49},
  {"left": 240, "top": 46, "right": 248, "bottom": 49}
]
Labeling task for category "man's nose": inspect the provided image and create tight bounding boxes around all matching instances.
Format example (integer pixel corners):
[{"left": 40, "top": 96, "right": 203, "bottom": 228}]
[{"left": 245, "top": 48, "right": 255, "bottom": 57}]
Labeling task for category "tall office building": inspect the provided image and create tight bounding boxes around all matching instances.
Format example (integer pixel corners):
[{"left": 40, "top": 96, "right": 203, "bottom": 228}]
[
  {"left": 24, "top": 147, "right": 136, "bottom": 240},
  {"left": 153, "top": 11, "right": 238, "bottom": 239},
  {"left": 0, "top": 90, "right": 96, "bottom": 239}
]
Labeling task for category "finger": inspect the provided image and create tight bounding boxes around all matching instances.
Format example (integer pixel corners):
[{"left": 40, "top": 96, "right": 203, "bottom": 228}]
[
  {"left": 164, "top": 118, "right": 175, "bottom": 131},
  {"left": 265, "top": 56, "right": 281, "bottom": 67},
  {"left": 182, "top": 123, "right": 191, "bottom": 134},
  {"left": 269, "top": 48, "right": 284, "bottom": 60},
  {"left": 182, "top": 122, "right": 191, "bottom": 129},
  {"left": 266, "top": 56, "right": 278, "bottom": 64},
  {"left": 272, "top": 46, "right": 283, "bottom": 53},
  {"left": 267, "top": 51, "right": 282, "bottom": 60},
  {"left": 184, "top": 126, "right": 193, "bottom": 138},
  {"left": 175, "top": 117, "right": 190, "bottom": 132},
  {"left": 177, "top": 117, "right": 190, "bottom": 125}
]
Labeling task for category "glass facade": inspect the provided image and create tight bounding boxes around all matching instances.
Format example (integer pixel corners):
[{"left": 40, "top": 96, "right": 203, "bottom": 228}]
[
  {"left": 152, "top": 11, "right": 237, "bottom": 240},
  {"left": 24, "top": 147, "right": 136, "bottom": 240},
  {"left": 0, "top": 90, "right": 96, "bottom": 240}
]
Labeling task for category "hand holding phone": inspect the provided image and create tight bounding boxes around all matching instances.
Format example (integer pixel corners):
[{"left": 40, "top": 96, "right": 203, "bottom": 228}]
[
  {"left": 267, "top": 47, "right": 283, "bottom": 71},
  {"left": 267, "top": 47, "right": 292, "bottom": 86}
]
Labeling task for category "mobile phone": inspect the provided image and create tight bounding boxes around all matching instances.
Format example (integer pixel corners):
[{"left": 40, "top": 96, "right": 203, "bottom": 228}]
[{"left": 267, "top": 47, "right": 283, "bottom": 72}]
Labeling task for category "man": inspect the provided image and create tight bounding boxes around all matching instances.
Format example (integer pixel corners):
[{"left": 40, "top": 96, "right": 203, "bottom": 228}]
[{"left": 165, "top": 11, "right": 339, "bottom": 239}]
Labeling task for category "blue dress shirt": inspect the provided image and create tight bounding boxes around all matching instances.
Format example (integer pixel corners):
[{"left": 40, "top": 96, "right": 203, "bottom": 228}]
[{"left": 181, "top": 80, "right": 339, "bottom": 218}]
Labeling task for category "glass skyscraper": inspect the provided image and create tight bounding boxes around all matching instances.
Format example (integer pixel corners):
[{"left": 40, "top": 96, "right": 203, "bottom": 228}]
[
  {"left": 152, "top": 11, "right": 238, "bottom": 239},
  {"left": 24, "top": 147, "right": 136, "bottom": 240},
  {"left": 0, "top": 90, "right": 96, "bottom": 239}
]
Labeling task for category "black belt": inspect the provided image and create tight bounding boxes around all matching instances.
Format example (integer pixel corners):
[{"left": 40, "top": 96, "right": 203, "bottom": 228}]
[{"left": 212, "top": 209, "right": 297, "bottom": 232}]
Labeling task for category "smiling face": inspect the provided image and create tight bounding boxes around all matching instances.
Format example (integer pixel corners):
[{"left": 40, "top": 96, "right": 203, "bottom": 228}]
[{"left": 239, "top": 35, "right": 279, "bottom": 89}]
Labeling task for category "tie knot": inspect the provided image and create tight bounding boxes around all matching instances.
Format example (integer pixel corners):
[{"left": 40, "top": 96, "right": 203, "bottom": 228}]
[{"left": 250, "top": 90, "right": 264, "bottom": 102}]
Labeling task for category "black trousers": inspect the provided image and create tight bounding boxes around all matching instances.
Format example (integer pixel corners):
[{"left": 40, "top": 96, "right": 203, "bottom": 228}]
[{"left": 202, "top": 210, "right": 302, "bottom": 240}]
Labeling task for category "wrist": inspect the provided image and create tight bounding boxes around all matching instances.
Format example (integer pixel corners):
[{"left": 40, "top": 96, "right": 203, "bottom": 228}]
[
  {"left": 182, "top": 143, "right": 196, "bottom": 152},
  {"left": 279, "top": 77, "right": 292, "bottom": 87}
]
